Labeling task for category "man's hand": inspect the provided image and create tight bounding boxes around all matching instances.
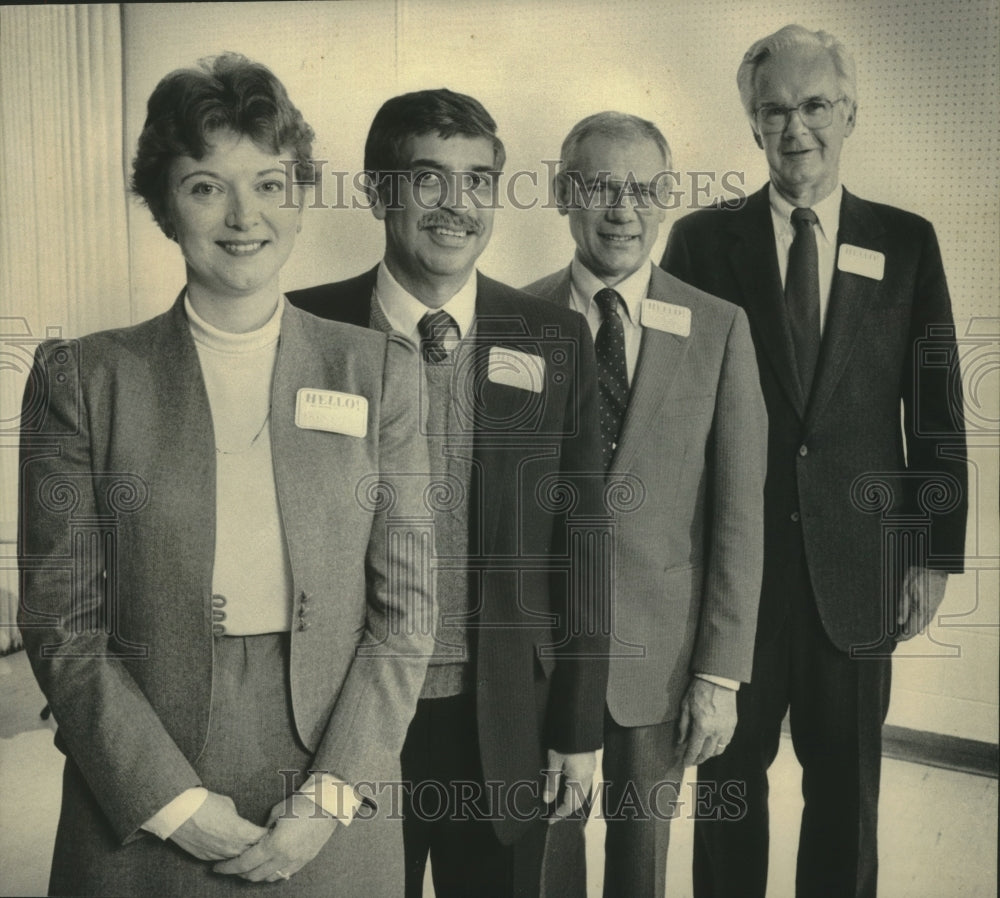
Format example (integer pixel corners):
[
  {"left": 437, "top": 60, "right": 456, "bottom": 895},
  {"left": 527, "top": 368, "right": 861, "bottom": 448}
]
[
  {"left": 897, "top": 566, "right": 949, "bottom": 640},
  {"left": 168, "top": 792, "right": 267, "bottom": 861},
  {"left": 213, "top": 792, "right": 338, "bottom": 882},
  {"left": 677, "top": 678, "right": 738, "bottom": 768},
  {"left": 543, "top": 749, "right": 597, "bottom": 822}
]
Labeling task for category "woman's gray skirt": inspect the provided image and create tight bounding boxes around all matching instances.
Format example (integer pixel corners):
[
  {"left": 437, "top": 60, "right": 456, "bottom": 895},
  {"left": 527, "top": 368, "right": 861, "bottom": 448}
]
[{"left": 48, "top": 633, "right": 404, "bottom": 897}]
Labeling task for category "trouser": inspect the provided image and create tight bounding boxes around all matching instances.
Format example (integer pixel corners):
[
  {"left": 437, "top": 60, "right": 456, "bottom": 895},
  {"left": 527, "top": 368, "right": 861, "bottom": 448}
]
[
  {"left": 401, "top": 693, "right": 547, "bottom": 898},
  {"left": 692, "top": 577, "right": 891, "bottom": 898}
]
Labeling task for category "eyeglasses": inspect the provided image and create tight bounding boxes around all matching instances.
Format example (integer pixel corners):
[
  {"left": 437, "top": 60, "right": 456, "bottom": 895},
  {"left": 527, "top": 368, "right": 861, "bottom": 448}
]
[
  {"left": 754, "top": 97, "right": 848, "bottom": 134},
  {"left": 561, "top": 176, "right": 664, "bottom": 212}
]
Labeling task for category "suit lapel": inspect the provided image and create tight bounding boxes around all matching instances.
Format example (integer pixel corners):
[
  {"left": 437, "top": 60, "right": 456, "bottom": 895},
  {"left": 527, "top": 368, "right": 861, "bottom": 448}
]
[
  {"left": 538, "top": 264, "right": 691, "bottom": 474},
  {"left": 269, "top": 301, "right": 331, "bottom": 575},
  {"left": 356, "top": 266, "right": 381, "bottom": 328},
  {"left": 611, "top": 266, "right": 690, "bottom": 473},
  {"left": 805, "top": 189, "right": 887, "bottom": 428},
  {"left": 728, "top": 186, "right": 806, "bottom": 417},
  {"left": 146, "top": 295, "right": 218, "bottom": 608},
  {"left": 471, "top": 276, "right": 544, "bottom": 558},
  {"left": 544, "top": 267, "right": 574, "bottom": 308}
]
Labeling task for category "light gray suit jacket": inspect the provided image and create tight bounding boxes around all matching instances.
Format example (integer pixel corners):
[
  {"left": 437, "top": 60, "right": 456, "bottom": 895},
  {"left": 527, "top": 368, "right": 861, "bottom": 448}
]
[
  {"left": 524, "top": 264, "right": 767, "bottom": 726},
  {"left": 18, "top": 296, "right": 433, "bottom": 842}
]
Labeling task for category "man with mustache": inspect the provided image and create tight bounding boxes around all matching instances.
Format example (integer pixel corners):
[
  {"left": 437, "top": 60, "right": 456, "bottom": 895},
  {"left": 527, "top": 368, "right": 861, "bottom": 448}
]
[
  {"left": 661, "top": 25, "right": 968, "bottom": 897},
  {"left": 289, "top": 88, "right": 608, "bottom": 898},
  {"left": 525, "top": 111, "right": 767, "bottom": 898}
]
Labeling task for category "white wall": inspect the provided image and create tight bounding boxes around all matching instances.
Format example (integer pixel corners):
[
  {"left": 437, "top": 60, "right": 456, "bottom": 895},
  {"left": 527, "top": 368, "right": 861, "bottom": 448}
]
[{"left": 1, "top": 0, "right": 996, "bottom": 739}]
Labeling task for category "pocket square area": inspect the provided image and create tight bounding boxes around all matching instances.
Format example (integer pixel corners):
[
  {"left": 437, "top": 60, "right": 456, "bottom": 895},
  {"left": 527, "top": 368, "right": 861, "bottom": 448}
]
[{"left": 487, "top": 346, "right": 545, "bottom": 393}]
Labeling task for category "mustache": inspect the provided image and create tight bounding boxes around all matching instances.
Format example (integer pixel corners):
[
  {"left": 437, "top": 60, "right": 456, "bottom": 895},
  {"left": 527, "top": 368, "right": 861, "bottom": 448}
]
[{"left": 417, "top": 212, "right": 485, "bottom": 235}]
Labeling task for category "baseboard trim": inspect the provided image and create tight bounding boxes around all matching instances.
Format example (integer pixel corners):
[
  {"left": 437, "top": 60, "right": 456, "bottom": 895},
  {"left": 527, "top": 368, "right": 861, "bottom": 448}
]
[
  {"left": 780, "top": 717, "right": 998, "bottom": 778},
  {"left": 881, "top": 724, "right": 998, "bottom": 779}
]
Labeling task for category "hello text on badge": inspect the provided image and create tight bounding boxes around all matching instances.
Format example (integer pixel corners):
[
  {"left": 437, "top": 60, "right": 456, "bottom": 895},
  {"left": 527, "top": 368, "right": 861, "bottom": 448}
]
[
  {"left": 641, "top": 299, "right": 691, "bottom": 337},
  {"left": 838, "top": 244, "right": 885, "bottom": 281},
  {"left": 295, "top": 389, "right": 368, "bottom": 438},
  {"left": 487, "top": 346, "right": 545, "bottom": 393}
]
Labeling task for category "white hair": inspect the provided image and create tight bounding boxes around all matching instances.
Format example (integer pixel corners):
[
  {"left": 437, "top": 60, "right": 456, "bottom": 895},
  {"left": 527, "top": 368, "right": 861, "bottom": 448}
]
[
  {"left": 559, "top": 111, "right": 671, "bottom": 173},
  {"left": 736, "top": 24, "right": 857, "bottom": 122}
]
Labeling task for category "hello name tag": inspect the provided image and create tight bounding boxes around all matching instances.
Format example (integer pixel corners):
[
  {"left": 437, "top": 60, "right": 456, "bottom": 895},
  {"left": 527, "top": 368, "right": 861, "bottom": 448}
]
[
  {"left": 487, "top": 346, "right": 545, "bottom": 393},
  {"left": 295, "top": 389, "right": 368, "bottom": 437},
  {"left": 837, "top": 244, "right": 885, "bottom": 281},
  {"left": 641, "top": 299, "right": 691, "bottom": 337}
]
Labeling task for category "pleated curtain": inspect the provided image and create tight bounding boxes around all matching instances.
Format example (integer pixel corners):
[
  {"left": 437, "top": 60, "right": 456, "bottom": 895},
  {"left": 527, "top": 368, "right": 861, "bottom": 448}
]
[{"left": 0, "top": 4, "right": 129, "bottom": 650}]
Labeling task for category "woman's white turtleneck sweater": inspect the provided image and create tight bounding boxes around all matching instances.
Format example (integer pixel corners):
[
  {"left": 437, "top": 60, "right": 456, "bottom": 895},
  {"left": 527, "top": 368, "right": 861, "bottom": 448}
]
[{"left": 185, "top": 295, "right": 292, "bottom": 635}]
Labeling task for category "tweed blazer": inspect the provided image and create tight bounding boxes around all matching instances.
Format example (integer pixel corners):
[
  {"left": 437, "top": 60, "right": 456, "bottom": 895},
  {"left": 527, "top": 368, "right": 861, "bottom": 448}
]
[
  {"left": 524, "top": 264, "right": 767, "bottom": 725},
  {"left": 18, "top": 296, "right": 434, "bottom": 842},
  {"left": 290, "top": 268, "right": 610, "bottom": 844}
]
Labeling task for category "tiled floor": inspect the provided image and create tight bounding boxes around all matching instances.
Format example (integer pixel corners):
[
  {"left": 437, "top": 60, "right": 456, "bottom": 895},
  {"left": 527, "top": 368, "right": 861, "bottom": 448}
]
[{"left": 1, "top": 648, "right": 996, "bottom": 897}]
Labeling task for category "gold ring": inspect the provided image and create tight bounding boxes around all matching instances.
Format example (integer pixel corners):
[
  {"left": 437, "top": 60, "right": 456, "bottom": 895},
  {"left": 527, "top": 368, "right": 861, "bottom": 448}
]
[{"left": 275, "top": 870, "right": 290, "bottom": 880}]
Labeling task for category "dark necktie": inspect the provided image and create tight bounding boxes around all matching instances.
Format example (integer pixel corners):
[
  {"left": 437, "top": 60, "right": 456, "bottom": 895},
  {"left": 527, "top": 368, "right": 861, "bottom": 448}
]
[
  {"left": 418, "top": 310, "right": 458, "bottom": 364},
  {"left": 786, "top": 207, "right": 821, "bottom": 401},
  {"left": 594, "top": 287, "right": 629, "bottom": 469}
]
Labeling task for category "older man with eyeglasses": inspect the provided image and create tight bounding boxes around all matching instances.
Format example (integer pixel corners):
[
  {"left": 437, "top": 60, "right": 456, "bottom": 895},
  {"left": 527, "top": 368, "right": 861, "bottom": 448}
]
[{"left": 662, "top": 24, "right": 967, "bottom": 898}]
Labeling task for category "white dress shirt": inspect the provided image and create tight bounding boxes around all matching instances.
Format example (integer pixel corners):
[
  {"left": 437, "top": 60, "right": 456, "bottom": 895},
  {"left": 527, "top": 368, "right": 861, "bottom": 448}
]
[
  {"left": 567, "top": 256, "right": 648, "bottom": 384},
  {"left": 373, "top": 261, "right": 477, "bottom": 345}
]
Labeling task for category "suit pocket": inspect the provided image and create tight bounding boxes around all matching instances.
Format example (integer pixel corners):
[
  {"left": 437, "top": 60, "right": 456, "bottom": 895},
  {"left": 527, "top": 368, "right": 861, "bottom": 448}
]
[{"left": 664, "top": 395, "right": 715, "bottom": 419}]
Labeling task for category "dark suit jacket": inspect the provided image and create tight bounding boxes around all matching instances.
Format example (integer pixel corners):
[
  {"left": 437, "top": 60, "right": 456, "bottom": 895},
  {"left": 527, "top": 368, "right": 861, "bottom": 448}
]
[
  {"left": 18, "top": 297, "right": 434, "bottom": 844},
  {"left": 290, "top": 268, "right": 610, "bottom": 844},
  {"left": 662, "top": 185, "right": 968, "bottom": 653},
  {"left": 524, "top": 264, "right": 766, "bottom": 726}
]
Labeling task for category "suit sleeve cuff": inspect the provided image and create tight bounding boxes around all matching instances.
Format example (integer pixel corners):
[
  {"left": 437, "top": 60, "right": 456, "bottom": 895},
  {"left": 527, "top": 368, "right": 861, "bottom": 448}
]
[
  {"left": 695, "top": 672, "right": 741, "bottom": 691},
  {"left": 297, "top": 774, "right": 362, "bottom": 826},
  {"left": 141, "top": 787, "right": 208, "bottom": 839}
]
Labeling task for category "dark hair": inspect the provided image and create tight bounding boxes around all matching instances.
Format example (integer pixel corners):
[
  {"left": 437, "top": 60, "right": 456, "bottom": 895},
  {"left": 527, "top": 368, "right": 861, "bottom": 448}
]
[
  {"left": 363, "top": 88, "right": 506, "bottom": 199},
  {"left": 131, "top": 52, "right": 315, "bottom": 236}
]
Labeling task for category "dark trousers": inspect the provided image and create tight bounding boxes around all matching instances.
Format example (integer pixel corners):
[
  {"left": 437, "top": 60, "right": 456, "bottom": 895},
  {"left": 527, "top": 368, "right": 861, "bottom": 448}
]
[
  {"left": 692, "top": 572, "right": 891, "bottom": 898},
  {"left": 401, "top": 693, "right": 547, "bottom": 898}
]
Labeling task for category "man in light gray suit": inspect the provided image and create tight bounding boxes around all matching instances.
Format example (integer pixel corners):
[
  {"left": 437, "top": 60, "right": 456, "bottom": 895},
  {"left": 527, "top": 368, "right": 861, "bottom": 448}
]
[{"left": 525, "top": 112, "right": 767, "bottom": 898}]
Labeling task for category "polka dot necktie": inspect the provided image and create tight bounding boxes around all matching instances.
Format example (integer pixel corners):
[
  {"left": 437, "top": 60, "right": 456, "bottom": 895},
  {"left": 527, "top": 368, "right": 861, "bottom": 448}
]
[
  {"left": 786, "top": 207, "right": 821, "bottom": 401},
  {"left": 594, "top": 287, "right": 629, "bottom": 469},
  {"left": 418, "top": 309, "right": 458, "bottom": 364}
]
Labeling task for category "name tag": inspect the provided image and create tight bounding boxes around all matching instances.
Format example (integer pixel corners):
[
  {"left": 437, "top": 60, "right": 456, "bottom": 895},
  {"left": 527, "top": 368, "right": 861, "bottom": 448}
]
[
  {"left": 837, "top": 244, "right": 885, "bottom": 281},
  {"left": 295, "top": 389, "right": 368, "bottom": 437},
  {"left": 487, "top": 346, "right": 545, "bottom": 393},
  {"left": 641, "top": 299, "right": 691, "bottom": 337}
]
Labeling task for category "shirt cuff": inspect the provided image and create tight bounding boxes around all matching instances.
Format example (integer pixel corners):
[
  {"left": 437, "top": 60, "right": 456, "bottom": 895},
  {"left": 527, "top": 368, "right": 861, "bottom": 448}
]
[
  {"left": 297, "top": 774, "right": 362, "bottom": 827},
  {"left": 695, "top": 672, "right": 741, "bottom": 691},
  {"left": 141, "top": 787, "right": 209, "bottom": 839}
]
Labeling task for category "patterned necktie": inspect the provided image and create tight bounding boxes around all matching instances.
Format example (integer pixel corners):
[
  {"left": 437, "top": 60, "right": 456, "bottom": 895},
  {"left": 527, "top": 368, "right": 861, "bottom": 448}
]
[
  {"left": 786, "top": 207, "right": 821, "bottom": 401},
  {"left": 594, "top": 287, "right": 629, "bottom": 469},
  {"left": 418, "top": 309, "right": 458, "bottom": 364}
]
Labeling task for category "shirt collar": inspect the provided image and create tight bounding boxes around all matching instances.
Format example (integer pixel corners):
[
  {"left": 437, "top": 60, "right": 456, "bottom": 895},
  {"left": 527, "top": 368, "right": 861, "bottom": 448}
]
[
  {"left": 374, "top": 261, "right": 477, "bottom": 343},
  {"left": 769, "top": 182, "right": 842, "bottom": 243},
  {"left": 569, "top": 255, "right": 652, "bottom": 326}
]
